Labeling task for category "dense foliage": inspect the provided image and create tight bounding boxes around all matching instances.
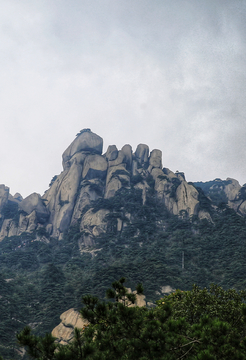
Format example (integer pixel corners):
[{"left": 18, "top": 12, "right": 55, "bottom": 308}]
[
  {"left": 1, "top": 185, "right": 246, "bottom": 358},
  {"left": 4, "top": 278, "right": 246, "bottom": 360}
]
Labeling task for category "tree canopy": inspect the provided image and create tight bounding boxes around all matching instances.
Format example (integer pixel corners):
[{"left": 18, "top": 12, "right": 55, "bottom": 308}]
[{"left": 5, "top": 278, "right": 246, "bottom": 360}]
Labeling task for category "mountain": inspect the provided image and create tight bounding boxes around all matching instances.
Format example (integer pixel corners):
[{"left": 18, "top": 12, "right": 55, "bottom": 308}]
[
  {"left": 194, "top": 178, "right": 246, "bottom": 213},
  {"left": 2, "top": 129, "right": 246, "bottom": 243},
  {"left": 0, "top": 129, "right": 209, "bottom": 241},
  {"left": 1, "top": 130, "right": 246, "bottom": 359}
]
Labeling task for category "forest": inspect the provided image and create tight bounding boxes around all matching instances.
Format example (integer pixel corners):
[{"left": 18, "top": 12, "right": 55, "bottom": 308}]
[{"left": 1, "top": 184, "right": 246, "bottom": 358}]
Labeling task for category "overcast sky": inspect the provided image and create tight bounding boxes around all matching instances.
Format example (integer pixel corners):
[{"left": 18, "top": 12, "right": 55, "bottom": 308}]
[{"left": 1, "top": 0, "right": 246, "bottom": 198}]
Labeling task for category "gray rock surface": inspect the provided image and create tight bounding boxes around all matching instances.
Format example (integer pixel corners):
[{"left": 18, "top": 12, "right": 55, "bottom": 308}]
[
  {"left": 43, "top": 160, "right": 82, "bottom": 237},
  {"left": 0, "top": 131, "right": 238, "bottom": 241},
  {"left": 0, "top": 219, "right": 12, "bottom": 240},
  {"left": 108, "top": 150, "right": 125, "bottom": 167},
  {"left": 62, "top": 130, "right": 103, "bottom": 169},
  {"left": 152, "top": 168, "right": 200, "bottom": 217},
  {"left": 82, "top": 155, "right": 107, "bottom": 180},
  {"left": 105, "top": 164, "right": 129, "bottom": 199},
  {"left": 149, "top": 149, "right": 162, "bottom": 169},
  {"left": 121, "top": 144, "right": 133, "bottom": 170},
  {"left": 71, "top": 180, "right": 102, "bottom": 223},
  {"left": 0, "top": 185, "right": 9, "bottom": 212},
  {"left": 135, "top": 144, "right": 149, "bottom": 164},
  {"left": 80, "top": 208, "right": 110, "bottom": 247},
  {"left": 19, "top": 193, "right": 49, "bottom": 223},
  {"left": 105, "top": 145, "right": 118, "bottom": 161},
  {"left": 52, "top": 308, "right": 89, "bottom": 345},
  {"left": 223, "top": 178, "right": 241, "bottom": 201},
  {"left": 8, "top": 192, "right": 23, "bottom": 203}
]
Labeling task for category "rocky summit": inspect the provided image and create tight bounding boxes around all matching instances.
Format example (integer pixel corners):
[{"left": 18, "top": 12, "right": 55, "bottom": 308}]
[
  {"left": 2, "top": 129, "right": 246, "bottom": 360},
  {"left": 0, "top": 129, "right": 245, "bottom": 243}
]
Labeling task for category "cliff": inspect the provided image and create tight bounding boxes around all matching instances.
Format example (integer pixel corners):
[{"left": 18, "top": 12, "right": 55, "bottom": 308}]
[
  {"left": 0, "top": 129, "right": 244, "bottom": 242},
  {"left": 52, "top": 289, "right": 147, "bottom": 344}
]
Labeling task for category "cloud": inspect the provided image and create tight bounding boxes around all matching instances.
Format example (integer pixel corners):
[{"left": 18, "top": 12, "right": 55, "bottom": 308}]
[{"left": 0, "top": 0, "right": 246, "bottom": 197}]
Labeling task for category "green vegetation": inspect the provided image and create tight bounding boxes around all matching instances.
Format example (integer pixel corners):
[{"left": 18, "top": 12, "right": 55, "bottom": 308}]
[
  {"left": 131, "top": 173, "right": 144, "bottom": 185},
  {"left": 49, "top": 176, "right": 58, "bottom": 188},
  {"left": 6, "top": 278, "right": 246, "bottom": 359},
  {"left": 2, "top": 184, "right": 246, "bottom": 358},
  {"left": 59, "top": 200, "right": 69, "bottom": 207},
  {"left": 76, "top": 129, "right": 91, "bottom": 137},
  {"left": 169, "top": 178, "right": 181, "bottom": 198},
  {"left": 194, "top": 179, "right": 232, "bottom": 206},
  {"left": 2, "top": 202, "right": 19, "bottom": 220}
]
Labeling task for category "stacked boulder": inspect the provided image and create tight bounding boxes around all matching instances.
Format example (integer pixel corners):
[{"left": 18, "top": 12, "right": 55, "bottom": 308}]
[{"left": 0, "top": 129, "right": 216, "bottom": 241}]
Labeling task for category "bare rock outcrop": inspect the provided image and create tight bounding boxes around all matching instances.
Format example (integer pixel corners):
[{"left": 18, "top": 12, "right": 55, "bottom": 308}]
[
  {"left": 52, "top": 309, "right": 88, "bottom": 345},
  {"left": 152, "top": 168, "right": 199, "bottom": 217},
  {"left": 43, "top": 160, "right": 82, "bottom": 237},
  {"left": 19, "top": 193, "right": 49, "bottom": 223},
  {"left": 62, "top": 130, "right": 103, "bottom": 169},
  {"left": 135, "top": 144, "right": 149, "bottom": 164},
  {"left": 105, "top": 164, "right": 130, "bottom": 199},
  {"left": 71, "top": 179, "right": 102, "bottom": 223},
  {"left": 121, "top": 144, "right": 133, "bottom": 170},
  {"left": 149, "top": 149, "right": 162, "bottom": 169},
  {"left": 108, "top": 150, "right": 125, "bottom": 167},
  {"left": 80, "top": 208, "right": 110, "bottom": 247},
  {"left": 0, "top": 130, "right": 227, "bottom": 241},
  {"left": 82, "top": 155, "right": 107, "bottom": 180},
  {"left": 105, "top": 145, "right": 118, "bottom": 161},
  {"left": 0, "top": 185, "right": 9, "bottom": 212},
  {"left": 52, "top": 291, "right": 146, "bottom": 344},
  {"left": 223, "top": 178, "right": 241, "bottom": 201}
]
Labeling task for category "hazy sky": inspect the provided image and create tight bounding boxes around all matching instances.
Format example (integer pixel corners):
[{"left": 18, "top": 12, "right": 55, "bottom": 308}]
[{"left": 1, "top": 0, "right": 246, "bottom": 198}]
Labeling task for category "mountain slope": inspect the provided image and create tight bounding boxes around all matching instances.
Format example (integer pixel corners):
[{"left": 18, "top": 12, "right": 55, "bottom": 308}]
[
  {"left": 1, "top": 130, "right": 246, "bottom": 359},
  {"left": 0, "top": 129, "right": 211, "bottom": 241}
]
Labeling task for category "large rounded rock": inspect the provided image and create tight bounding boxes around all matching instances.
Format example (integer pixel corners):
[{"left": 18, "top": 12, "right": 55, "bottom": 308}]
[
  {"left": 105, "top": 177, "right": 122, "bottom": 199},
  {"left": 55, "top": 163, "right": 83, "bottom": 235},
  {"left": 71, "top": 180, "right": 102, "bottom": 223},
  {"left": 62, "top": 130, "right": 103, "bottom": 168},
  {"left": 121, "top": 144, "right": 132, "bottom": 170},
  {"left": 0, "top": 219, "right": 12, "bottom": 241},
  {"left": 135, "top": 144, "right": 149, "bottom": 163},
  {"left": 105, "top": 145, "right": 118, "bottom": 161},
  {"left": 223, "top": 178, "right": 241, "bottom": 201},
  {"left": 52, "top": 308, "right": 88, "bottom": 345},
  {"left": 175, "top": 182, "right": 199, "bottom": 216},
  {"left": 80, "top": 208, "right": 110, "bottom": 246},
  {"left": 82, "top": 155, "right": 108, "bottom": 180},
  {"left": 19, "top": 193, "right": 49, "bottom": 223},
  {"left": 0, "top": 185, "right": 9, "bottom": 212},
  {"left": 108, "top": 150, "right": 125, "bottom": 167},
  {"left": 81, "top": 209, "right": 109, "bottom": 236},
  {"left": 149, "top": 149, "right": 162, "bottom": 169},
  {"left": 105, "top": 164, "right": 129, "bottom": 198},
  {"left": 8, "top": 192, "right": 23, "bottom": 204}
]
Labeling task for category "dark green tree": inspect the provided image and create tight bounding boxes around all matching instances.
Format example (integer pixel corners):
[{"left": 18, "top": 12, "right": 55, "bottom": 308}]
[{"left": 5, "top": 279, "right": 246, "bottom": 360}]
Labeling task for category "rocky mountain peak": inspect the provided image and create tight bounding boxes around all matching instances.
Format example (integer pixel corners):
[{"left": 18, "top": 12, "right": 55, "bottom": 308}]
[
  {"left": 0, "top": 130, "right": 244, "bottom": 243},
  {"left": 62, "top": 129, "right": 103, "bottom": 170}
]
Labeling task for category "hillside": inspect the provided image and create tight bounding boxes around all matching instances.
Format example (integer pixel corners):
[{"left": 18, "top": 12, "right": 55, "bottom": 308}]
[{"left": 1, "top": 130, "right": 246, "bottom": 359}]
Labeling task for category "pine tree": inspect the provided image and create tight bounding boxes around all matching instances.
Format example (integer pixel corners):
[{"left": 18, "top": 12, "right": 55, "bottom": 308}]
[{"left": 5, "top": 279, "right": 246, "bottom": 360}]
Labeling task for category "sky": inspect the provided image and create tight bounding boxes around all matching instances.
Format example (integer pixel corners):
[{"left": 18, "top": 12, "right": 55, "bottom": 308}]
[{"left": 1, "top": 0, "right": 246, "bottom": 198}]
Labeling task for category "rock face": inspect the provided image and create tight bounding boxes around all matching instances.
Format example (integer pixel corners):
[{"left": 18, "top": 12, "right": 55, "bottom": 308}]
[
  {"left": 52, "top": 308, "right": 89, "bottom": 345},
  {"left": 193, "top": 178, "right": 246, "bottom": 216},
  {"left": 135, "top": 144, "right": 149, "bottom": 164},
  {"left": 82, "top": 155, "right": 107, "bottom": 180},
  {"left": 62, "top": 129, "right": 103, "bottom": 168},
  {"left": 0, "top": 185, "right": 9, "bottom": 212},
  {"left": 2, "top": 129, "right": 244, "bottom": 242},
  {"left": 19, "top": 193, "right": 49, "bottom": 223},
  {"left": 52, "top": 290, "right": 146, "bottom": 344},
  {"left": 80, "top": 208, "right": 110, "bottom": 247}
]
